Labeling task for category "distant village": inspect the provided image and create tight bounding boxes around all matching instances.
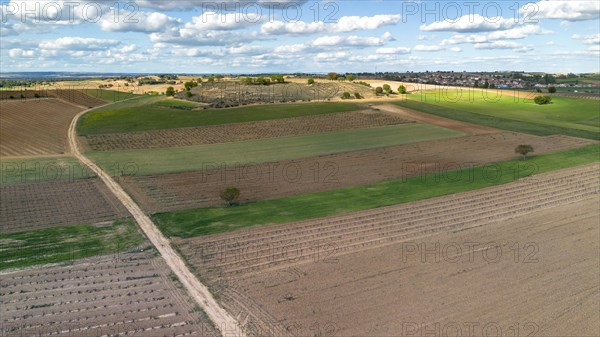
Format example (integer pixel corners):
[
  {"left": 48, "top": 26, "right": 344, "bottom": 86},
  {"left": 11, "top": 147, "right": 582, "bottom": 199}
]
[{"left": 354, "top": 71, "right": 598, "bottom": 90}]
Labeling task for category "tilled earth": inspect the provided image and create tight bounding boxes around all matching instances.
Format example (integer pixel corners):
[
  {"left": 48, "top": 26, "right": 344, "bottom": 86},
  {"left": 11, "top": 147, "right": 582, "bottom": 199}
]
[
  {"left": 121, "top": 132, "right": 596, "bottom": 212},
  {"left": 177, "top": 164, "right": 599, "bottom": 336}
]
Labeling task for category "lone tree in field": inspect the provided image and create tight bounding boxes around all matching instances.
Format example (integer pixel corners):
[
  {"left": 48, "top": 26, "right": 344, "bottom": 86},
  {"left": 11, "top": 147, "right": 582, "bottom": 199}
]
[
  {"left": 515, "top": 145, "right": 534, "bottom": 160},
  {"left": 165, "top": 86, "right": 175, "bottom": 96},
  {"left": 341, "top": 92, "right": 351, "bottom": 99},
  {"left": 346, "top": 74, "right": 355, "bottom": 82},
  {"left": 375, "top": 87, "right": 384, "bottom": 95},
  {"left": 398, "top": 85, "right": 407, "bottom": 94},
  {"left": 383, "top": 84, "right": 392, "bottom": 94},
  {"left": 534, "top": 95, "right": 552, "bottom": 105},
  {"left": 220, "top": 187, "right": 241, "bottom": 206},
  {"left": 327, "top": 72, "right": 339, "bottom": 81},
  {"left": 307, "top": 78, "right": 315, "bottom": 85},
  {"left": 548, "top": 86, "right": 557, "bottom": 93}
]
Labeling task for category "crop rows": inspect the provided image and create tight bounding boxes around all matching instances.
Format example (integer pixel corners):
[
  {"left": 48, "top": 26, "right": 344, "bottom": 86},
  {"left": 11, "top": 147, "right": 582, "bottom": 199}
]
[
  {"left": 52, "top": 89, "right": 107, "bottom": 108},
  {"left": 0, "top": 99, "right": 83, "bottom": 157},
  {"left": 1, "top": 250, "right": 219, "bottom": 337},
  {"left": 122, "top": 132, "right": 596, "bottom": 212},
  {"left": 83, "top": 110, "right": 412, "bottom": 151},
  {"left": 0, "top": 179, "right": 128, "bottom": 233},
  {"left": 177, "top": 164, "right": 600, "bottom": 278}
]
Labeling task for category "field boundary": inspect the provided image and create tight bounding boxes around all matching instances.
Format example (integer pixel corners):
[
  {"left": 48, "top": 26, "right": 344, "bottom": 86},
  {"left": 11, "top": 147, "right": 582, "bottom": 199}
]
[
  {"left": 393, "top": 99, "right": 600, "bottom": 140},
  {"left": 68, "top": 106, "right": 246, "bottom": 336}
]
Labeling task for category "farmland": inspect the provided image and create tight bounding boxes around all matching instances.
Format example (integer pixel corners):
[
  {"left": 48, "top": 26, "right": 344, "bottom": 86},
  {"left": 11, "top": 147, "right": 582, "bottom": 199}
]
[
  {"left": 1, "top": 250, "right": 219, "bottom": 336},
  {"left": 83, "top": 110, "right": 412, "bottom": 151},
  {"left": 395, "top": 89, "right": 600, "bottom": 140},
  {"left": 153, "top": 145, "right": 599, "bottom": 237},
  {"left": 124, "top": 133, "right": 594, "bottom": 213},
  {"left": 0, "top": 99, "right": 84, "bottom": 157},
  {"left": 88, "top": 123, "right": 466, "bottom": 175},
  {"left": 1, "top": 157, "right": 94, "bottom": 185},
  {"left": 78, "top": 97, "right": 365, "bottom": 135}
]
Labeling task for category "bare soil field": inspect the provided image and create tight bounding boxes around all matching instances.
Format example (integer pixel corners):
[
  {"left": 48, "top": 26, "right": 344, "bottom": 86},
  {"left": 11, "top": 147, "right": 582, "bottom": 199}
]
[
  {"left": 0, "top": 178, "right": 128, "bottom": 233},
  {"left": 82, "top": 110, "right": 412, "bottom": 151},
  {"left": 377, "top": 104, "right": 498, "bottom": 134},
  {"left": 0, "top": 90, "right": 107, "bottom": 108},
  {"left": 0, "top": 250, "right": 219, "bottom": 337},
  {"left": 0, "top": 99, "right": 84, "bottom": 157},
  {"left": 175, "top": 164, "right": 600, "bottom": 336},
  {"left": 121, "top": 132, "right": 595, "bottom": 212}
]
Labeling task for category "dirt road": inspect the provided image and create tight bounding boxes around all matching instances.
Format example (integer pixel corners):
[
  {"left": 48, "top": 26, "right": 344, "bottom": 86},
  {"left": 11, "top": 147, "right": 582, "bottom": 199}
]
[{"left": 67, "top": 107, "right": 245, "bottom": 337}]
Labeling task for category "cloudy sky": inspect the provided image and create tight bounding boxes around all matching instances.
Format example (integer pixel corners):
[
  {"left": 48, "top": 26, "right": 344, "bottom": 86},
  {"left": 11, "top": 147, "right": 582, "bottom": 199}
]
[{"left": 1, "top": 0, "right": 599, "bottom": 73}]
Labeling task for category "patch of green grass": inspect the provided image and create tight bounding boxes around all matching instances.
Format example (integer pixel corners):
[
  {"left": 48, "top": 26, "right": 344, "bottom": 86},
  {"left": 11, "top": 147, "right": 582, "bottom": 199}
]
[
  {"left": 153, "top": 144, "right": 599, "bottom": 238},
  {"left": 393, "top": 92, "right": 600, "bottom": 140},
  {"left": 78, "top": 96, "right": 365, "bottom": 135},
  {"left": 0, "top": 219, "right": 145, "bottom": 271},
  {"left": 88, "top": 123, "right": 466, "bottom": 175},
  {"left": 152, "top": 99, "right": 200, "bottom": 110},
  {"left": 80, "top": 89, "right": 138, "bottom": 102},
  {"left": 0, "top": 156, "right": 95, "bottom": 185}
]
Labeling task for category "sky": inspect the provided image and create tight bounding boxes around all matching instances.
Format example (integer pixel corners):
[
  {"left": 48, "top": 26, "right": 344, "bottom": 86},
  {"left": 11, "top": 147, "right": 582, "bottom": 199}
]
[{"left": 1, "top": 0, "right": 599, "bottom": 74}]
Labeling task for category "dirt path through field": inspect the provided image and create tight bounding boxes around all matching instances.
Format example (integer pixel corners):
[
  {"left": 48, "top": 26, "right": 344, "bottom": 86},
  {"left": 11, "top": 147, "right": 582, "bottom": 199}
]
[
  {"left": 67, "top": 107, "right": 245, "bottom": 337},
  {"left": 377, "top": 103, "right": 499, "bottom": 134}
]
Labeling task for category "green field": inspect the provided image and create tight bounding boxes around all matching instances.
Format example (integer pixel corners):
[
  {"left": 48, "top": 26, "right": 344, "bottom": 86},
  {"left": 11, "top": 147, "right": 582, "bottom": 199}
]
[
  {"left": 88, "top": 123, "right": 466, "bottom": 175},
  {"left": 394, "top": 90, "right": 600, "bottom": 140},
  {"left": 80, "top": 89, "right": 138, "bottom": 102},
  {"left": 153, "top": 144, "right": 600, "bottom": 238},
  {"left": 1, "top": 156, "right": 95, "bottom": 185},
  {"left": 78, "top": 96, "right": 365, "bottom": 135},
  {"left": 0, "top": 219, "right": 145, "bottom": 271}
]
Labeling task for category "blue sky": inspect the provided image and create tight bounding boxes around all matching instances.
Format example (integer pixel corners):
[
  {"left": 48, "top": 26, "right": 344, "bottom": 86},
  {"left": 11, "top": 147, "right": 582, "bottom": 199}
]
[{"left": 1, "top": 0, "right": 599, "bottom": 73}]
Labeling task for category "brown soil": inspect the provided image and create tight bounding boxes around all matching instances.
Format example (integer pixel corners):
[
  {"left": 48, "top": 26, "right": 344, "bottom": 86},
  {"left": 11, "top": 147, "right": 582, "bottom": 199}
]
[
  {"left": 0, "top": 90, "right": 107, "bottom": 108},
  {"left": 0, "top": 99, "right": 84, "bottom": 157},
  {"left": 0, "top": 250, "right": 220, "bottom": 336},
  {"left": 82, "top": 110, "right": 413, "bottom": 151},
  {"left": 0, "top": 179, "right": 129, "bottom": 233},
  {"left": 121, "top": 132, "right": 596, "bottom": 212},
  {"left": 377, "top": 104, "right": 499, "bottom": 134},
  {"left": 176, "top": 164, "right": 600, "bottom": 336}
]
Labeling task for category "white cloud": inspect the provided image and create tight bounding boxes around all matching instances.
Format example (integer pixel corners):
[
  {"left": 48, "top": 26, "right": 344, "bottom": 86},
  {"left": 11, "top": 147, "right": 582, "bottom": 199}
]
[
  {"left": 183, "top": 11, "right": 263, "bottom": 31},
  {"left": 311, "top": 32, "right": 393, "bottom": 48},
  {"left": 441, "top": 25, "right": 551, "bottom": 45},
  {"left": 420, "top": 14, "right": 518, "bottom": 32},
  {"left": 274, "top": 44, "right": 306, "bottom": 53},
  {"left": 8, "top": 48, "right": 35, "bottom": 58},
  {"left": 39, "top": 37, "right": 120, "bottom": 50},
  {"left": 375, "top": 47, "right": 411, "bottom": 54},
  {"left": 450, "top": 47, "right": 462, "bottom": 52},
  {"left": 572, "top": 33, "right": 600, "bottom": 45},
  {"left": 413, "top": 44, "right": 445, "bottom": 52},
  {"left": 588, "top": 45, "right": 600, "bottom": 52},
  {"left": 474, "top": 41, "right": 533, "bottom": 52},
  {"left": 228, "top": 45, "right": 268, "bottom": 55},
  {"left": 523, "top": 1, "right": 600, "bottom": 21},
  {"left": 135, "top": 0, "right": 308, "bottom": 10},
  {"left": 100, "top": 11, "right": 181, "bottom": 33},
  {"left": 261, "top": 15, "right": 401, "bottom": 35}
]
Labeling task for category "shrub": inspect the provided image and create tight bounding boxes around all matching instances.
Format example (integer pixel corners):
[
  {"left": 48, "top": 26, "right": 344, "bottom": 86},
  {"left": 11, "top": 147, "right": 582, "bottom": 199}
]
[
  {"left": 548, "top": 86, "right": 556, "bottom": 93},
  {"left": 383, "top": 84, "right": 392, "bottom": 93},
  {"left": 165, "top": 87, "right": 175, "bottom": 96},
  {"left": 341, "top": 92, "right": 351, "bottom": 99},
  {"left": 220, "top": 187, "right": 241, "bottom": 206},
  {"left": 375, "top": 87, "right": 383, "bottom": 95},
  {"left": 307, "top": 78, "right": 315, "bottom": 85},
  {"left": 533, "top": 95, "right": 552, "bottom": 105},
  {"left": 34, "top": 93, "right": 40, "bottom": 98},
  {"left": 185, "top": 91, "right": 193, "bottom": 98},
  {"left": 398, "top": 85, "right": 407, "bottom": 94},
  {"left": 515, "top": 144, "right": 534, "bottom": 160},
  {"left": 354, "top": 92, "right": 362, "bottom": 99}
]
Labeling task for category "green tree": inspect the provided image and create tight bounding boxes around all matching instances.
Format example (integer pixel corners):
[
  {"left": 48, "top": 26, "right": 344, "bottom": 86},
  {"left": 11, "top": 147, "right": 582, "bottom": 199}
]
[
  {"left": 327, "top": 72, "right": 339, "bottom": 80},
  {"left": 341, "top": 92, "right": 351, "bottom": 99},
  {"left": 346, "top": 74, "right": 355, "bottom": 82},
  {"left": 165, "top": 87, "right": 175, "bottom": 96},
  {"left": 354, "top": 92, "right": 362, "bottom": 99},
  {"left": 515, "top": 145, "right": 534, "bottom": 160},
  {"left": 207, "top": 76, "right": 215, "bottom": 83},
  {"left": 382, "top": 84, "right": 392, "bottom": 93},
  {"left": 548, "top": 86, "right": 556, "bottom": 93},
  {"left": 533, "top": 95, "right": 552, "bottom": 105},
  {"left": 185, "top": 91, "right": 193, "bottom": 98},
  {"left": 397, "top": 85, "right": 407, "bottom": 94},
  {"left": 220, "top": 187, "right": 241, "bottom": 206},
  {"left": 307, "top": 78, "right": 315, "bottom": 85},
  {"left": 375, "top": 87, "right": 384, "bottom": 95}
]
